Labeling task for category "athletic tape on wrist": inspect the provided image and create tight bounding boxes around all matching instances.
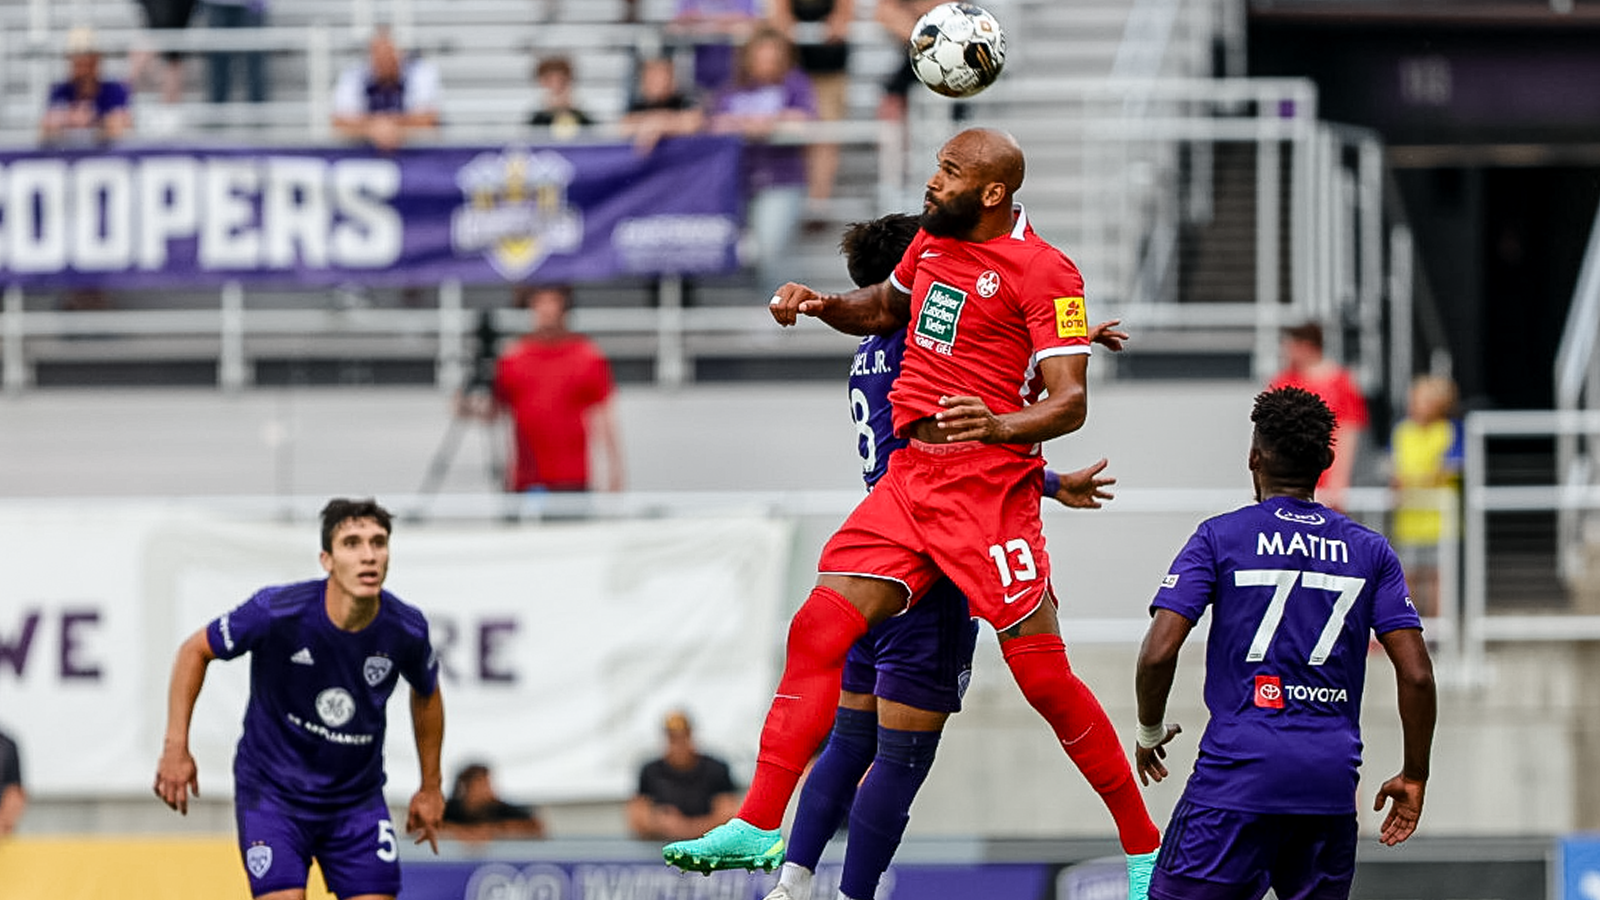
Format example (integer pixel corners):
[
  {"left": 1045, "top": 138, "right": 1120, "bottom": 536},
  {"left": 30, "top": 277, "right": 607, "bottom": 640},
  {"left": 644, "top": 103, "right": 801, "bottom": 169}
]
[{"left": 1136, "top": 722, "right": 1167, "bottom": 749}]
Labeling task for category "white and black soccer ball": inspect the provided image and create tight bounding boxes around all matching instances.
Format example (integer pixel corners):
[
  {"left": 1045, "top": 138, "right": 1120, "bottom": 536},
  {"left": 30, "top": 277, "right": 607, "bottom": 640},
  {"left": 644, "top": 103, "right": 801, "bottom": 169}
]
[{"left": 908, "top": 2, "right": 1007, "bottom": 99}]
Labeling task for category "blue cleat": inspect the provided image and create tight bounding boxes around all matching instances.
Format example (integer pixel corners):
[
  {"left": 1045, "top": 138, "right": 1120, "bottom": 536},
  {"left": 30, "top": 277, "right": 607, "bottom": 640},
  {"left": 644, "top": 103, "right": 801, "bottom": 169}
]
[
  {"left": 1126, "top": 849, "right": 1159, "bottom": 900},
  {"left": 663, "top": 818, "right": 785, "bottom": 874}
]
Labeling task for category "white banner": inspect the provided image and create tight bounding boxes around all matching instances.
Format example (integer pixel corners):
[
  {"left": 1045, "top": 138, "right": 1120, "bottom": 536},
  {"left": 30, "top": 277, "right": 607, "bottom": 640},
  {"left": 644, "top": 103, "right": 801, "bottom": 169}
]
[{"left": 0, "top": 504, "right": 792, "bottom": 803}]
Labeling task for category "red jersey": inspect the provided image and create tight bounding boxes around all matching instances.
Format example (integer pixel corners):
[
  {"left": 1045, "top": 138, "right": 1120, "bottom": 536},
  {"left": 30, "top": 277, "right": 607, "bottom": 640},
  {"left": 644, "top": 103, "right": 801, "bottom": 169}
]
[
  {"left": 1269, "top": 365, "right": 1369, "bottom": 431},
  {"left": 886, "top": 207, "right": 1092, "bottom": 452},
  {"left": 494, "top": 333, "right": 615, "bottom": 491}
]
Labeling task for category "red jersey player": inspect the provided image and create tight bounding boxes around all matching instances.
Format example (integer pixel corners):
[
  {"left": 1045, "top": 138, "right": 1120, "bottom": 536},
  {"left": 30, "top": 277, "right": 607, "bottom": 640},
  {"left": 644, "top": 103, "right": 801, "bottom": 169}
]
[{"left": 664, "top": 128, "right": 1162, "bottom": 900}]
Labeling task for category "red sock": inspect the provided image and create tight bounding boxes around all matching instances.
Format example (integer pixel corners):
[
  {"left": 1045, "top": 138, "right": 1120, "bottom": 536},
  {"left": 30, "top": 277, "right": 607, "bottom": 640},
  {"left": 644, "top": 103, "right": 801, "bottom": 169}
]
[
  {"left": 736, "top": 585, "right": 869, "bottom": 830},
  {"left": 1002, "top": 633, "right": 1161, "bottom": 854}
]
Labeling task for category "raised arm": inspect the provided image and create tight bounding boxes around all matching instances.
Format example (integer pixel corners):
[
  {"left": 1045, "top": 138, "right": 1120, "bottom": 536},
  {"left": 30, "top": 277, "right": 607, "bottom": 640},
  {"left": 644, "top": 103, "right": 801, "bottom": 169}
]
[
  {"left": 406, "top": 685, "right": 446, "bottom": 854},
  {"left": 770, "top": 280, "right": 912, "bottom": 337},
  {"left": 1372, "top": 627, "right": 1435, "bottom": 845},
  {"left": 1134, "top": 608, "right": 1193, "bottom": 785},
  {"left": 154, "top": 629, "right": 216, "bottom": 815}
]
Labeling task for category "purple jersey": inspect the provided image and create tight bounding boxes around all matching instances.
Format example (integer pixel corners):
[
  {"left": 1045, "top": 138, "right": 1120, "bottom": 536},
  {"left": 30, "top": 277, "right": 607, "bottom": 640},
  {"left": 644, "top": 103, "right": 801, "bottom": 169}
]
[
  {"left": 849, "top": 328, "right": 909, "bottom": 488},
  {"left": 1151, "top": 496, "right": 1419, "bottom": 815},
  {"left": 206, "top": 579, "right": 439, "bottom": 814}
]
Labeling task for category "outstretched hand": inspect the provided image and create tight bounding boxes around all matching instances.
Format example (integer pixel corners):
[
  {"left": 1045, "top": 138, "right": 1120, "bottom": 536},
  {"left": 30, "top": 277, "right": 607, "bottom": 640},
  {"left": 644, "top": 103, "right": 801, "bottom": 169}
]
[
  {"left": 1090, "top": 319, "right": 1129, "bottom": 352},
  {"left": 769, "top": 282, "right": 828, "bottom": 327},
  {"left": 407, "top": 786, "right": 445, "bottom": 855},
  {"left": 1134, "top": 723, "right": 1183, "bottom": 786},
  {"left": 1054, "top": 458, "right": 1116, "bottom": 509},
  {"left": 1373, "top": 774, "right": 1425, "bottom": 846}
]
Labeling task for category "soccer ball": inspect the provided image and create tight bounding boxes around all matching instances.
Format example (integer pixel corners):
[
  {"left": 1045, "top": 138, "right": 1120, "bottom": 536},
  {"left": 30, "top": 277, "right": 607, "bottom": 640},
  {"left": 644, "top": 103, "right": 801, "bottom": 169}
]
[{"left": 908, "top": 2, "right": 1007, "bottom": 99}]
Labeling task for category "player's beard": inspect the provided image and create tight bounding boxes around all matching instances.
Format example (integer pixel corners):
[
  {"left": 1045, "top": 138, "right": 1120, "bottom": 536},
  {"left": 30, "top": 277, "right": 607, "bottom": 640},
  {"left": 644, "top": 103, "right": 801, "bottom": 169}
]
[{"left": 921, "top": 187, "right": 984, "bottom": 237}]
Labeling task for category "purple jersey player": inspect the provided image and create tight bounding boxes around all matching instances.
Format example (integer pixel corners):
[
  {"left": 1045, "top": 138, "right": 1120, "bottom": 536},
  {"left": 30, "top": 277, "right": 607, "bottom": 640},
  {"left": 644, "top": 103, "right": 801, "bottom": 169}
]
[
  {"left": 155, "top": 498, "right": 445, "bottom": 900},
  {"left": 766, "top": 214, "right": 1124, "bottom": 900},
  {"left": 1134, "top": 388, "right": 1436, "bottom": 900}
]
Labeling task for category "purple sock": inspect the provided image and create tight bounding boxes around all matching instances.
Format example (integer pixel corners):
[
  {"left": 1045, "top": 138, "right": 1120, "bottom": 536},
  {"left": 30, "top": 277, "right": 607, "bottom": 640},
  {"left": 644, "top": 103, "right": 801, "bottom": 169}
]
[
  {"left": 786, "top": 706, "right": 878, "bottom": 870},
  {"left": 839, "top": 726, "right": 941, "bottom": 900}
]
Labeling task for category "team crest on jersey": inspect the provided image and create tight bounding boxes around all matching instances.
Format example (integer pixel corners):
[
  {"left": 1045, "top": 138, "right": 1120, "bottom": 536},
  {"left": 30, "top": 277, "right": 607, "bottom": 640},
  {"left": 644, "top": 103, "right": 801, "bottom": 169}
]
[
  {"left": 1054, "top": 296, "right": 1088, "bottom": 339},
  {"left": 316, "top": 687, "right": 356, "bottom": 728},
  {"left": 246, "top": 843, "right": 273, "bottom": 878},
  {"left": 1254, "top": 674, "right": 1284, "bottom": 709},
  {"left": 451, "top": 147, "right": 583, "bottom": 280},
  {"left": 363, "top": 655, "right": 394, "bottom": 687},
  {"left": 975, "top": 269, "right": 1001, "bottom": 297},
  {"left": 913, "top": 281, "right": 967, "bottom": 356}
]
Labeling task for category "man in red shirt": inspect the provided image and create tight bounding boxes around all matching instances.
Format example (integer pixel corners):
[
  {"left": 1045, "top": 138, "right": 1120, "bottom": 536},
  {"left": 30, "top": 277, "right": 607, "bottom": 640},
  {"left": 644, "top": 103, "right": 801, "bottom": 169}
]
[
  {"left": 1269, "top": 322, "right": 1368, "bottom": 510},
  {"left": 664, "top": 128, "right": 1161, "bottom": 900},
  {"left": 493, "top": 285, "right": 623, "bottom": 493}
]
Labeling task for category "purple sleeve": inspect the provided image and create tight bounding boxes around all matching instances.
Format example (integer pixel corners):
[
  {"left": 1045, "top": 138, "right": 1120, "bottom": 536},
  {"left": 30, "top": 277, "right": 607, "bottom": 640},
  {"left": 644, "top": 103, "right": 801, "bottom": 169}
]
[
  {"left": 784, "top": 70, "right": 817, "bottom": 116},
  {"left": 45, "top": 82, "right": 73, "bottom": 108},
  {"left": 1151, "top": 523, "right": 1217, "bottom": 623},
  {"left": 100, "top": 82, "right": 131, "bottom": 114},
  {"left": 205, "top": 590, "right": 274, "bottom": 660},
  {"left": 401, "top": 618, "right": 441, "bottom": 697},
  {"left": 1371, "top": 544, "right": 1424, "bottom": 634}
]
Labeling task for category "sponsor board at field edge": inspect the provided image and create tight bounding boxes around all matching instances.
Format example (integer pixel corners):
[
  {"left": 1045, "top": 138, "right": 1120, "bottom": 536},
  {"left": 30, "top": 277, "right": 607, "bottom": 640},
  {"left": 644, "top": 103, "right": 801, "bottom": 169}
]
[
  {"left": 0, "top": 137, "right": 742, "bottom": 287},
  {"left": 1563, "top": 834, "right": 1600, "bottom": 900}
]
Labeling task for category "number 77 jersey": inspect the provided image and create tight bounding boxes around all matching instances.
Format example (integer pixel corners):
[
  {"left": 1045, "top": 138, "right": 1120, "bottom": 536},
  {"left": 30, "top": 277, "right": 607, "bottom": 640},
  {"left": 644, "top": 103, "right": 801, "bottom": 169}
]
[{"left": 1151, "top": 495, "right": 1421, "bottom": 815}]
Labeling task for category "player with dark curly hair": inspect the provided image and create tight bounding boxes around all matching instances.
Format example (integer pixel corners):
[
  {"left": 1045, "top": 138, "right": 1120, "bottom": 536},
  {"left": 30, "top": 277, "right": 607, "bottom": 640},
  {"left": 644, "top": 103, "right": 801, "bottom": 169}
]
[{"left": 1134, "top": 387, "right": 1436, "bottom": 900}]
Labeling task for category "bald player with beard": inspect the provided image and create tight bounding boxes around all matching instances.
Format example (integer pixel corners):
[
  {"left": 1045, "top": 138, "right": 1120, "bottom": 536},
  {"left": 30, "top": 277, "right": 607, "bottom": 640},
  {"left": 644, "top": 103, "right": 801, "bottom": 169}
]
[{"left": 664, "top": 129, "right": 1162, "bottom": 899}]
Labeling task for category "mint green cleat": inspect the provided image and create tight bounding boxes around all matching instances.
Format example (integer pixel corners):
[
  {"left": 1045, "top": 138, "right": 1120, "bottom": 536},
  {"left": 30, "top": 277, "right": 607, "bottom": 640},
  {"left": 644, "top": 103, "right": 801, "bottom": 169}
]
[
  {"left": 1126, "top": 850, "right": 1159, "bottom": 900},
  {"left": 663, "top": 818, "right": 785, "bottom": 874}
]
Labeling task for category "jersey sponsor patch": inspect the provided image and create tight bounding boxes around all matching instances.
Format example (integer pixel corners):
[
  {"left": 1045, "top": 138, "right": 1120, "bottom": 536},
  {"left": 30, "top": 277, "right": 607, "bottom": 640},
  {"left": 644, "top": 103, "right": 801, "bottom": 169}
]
[
  {"left": 1254, "top": 674, "right": 1284, "bottom": 709},
  {"left": 316, "top": 687, "right": 356, "bottom": 727},
  {"left": 1054, "top": 296, "right": 1088, "bottom": 339},
  {"left": 1161, "top": 573, "right": 1179, "bottom": 589},
  {"left": 913, "top": 281, "right": 968, "bottom": 355}
]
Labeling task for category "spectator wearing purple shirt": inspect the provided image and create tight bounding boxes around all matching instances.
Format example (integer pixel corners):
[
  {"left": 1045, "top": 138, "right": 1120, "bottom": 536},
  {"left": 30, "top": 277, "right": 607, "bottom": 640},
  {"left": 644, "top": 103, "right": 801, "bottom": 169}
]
[
  {"left": 1135, "top": 387, "right": 1436, "bottom": 900},
  {"left": 41, "top": 27, "right": 132, "bottom": 147},
  {"left": 709, "top": 26, "right": 816, "bottom": 291}
]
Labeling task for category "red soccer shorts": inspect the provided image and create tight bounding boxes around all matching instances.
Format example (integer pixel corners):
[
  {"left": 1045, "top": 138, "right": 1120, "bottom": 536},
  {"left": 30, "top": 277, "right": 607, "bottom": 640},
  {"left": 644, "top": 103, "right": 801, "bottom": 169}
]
[{"left": 819, "top": 440, "right": 1053, "bottom": 633}]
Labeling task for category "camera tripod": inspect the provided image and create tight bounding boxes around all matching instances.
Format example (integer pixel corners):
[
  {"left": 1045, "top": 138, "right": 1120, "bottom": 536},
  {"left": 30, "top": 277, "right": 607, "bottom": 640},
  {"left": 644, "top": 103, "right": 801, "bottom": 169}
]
[{"left": 412, "top": 310, "right": 506, "bottom": 518}]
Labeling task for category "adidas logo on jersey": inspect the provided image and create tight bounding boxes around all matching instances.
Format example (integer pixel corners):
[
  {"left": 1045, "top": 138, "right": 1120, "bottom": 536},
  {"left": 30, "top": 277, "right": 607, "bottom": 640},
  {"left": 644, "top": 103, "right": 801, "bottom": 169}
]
[{"left": 290, "top": 648, "right": 314, "bottom": 666}]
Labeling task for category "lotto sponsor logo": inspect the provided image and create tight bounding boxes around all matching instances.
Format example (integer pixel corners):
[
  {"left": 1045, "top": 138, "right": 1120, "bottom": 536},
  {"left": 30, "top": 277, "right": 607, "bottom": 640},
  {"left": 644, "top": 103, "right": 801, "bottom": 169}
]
[
  {"left": 1054, "top": 296, "right": 1087, "bottom": 339},
  {"left": 1254, "top": 674, "right": 1284, "bottom": 709}
]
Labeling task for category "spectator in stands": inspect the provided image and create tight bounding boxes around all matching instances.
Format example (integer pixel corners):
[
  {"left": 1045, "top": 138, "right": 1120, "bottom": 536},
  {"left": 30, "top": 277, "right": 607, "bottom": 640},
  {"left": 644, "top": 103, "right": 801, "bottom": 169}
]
[
  {"left": 770, "top": 0, "right": 855, "bottom": 223},
  {"left": 201, "top": 0, "right": 268, "bottom": 104},
  {"left": 1389, "top": 374, "right": 1463, "bottom": 618},
  {"left": 528, "top": 55, "right": 594, "bottom": 141},
  {"left": 708, "top": 26, "right": 816, "bottom": 291},
  {"left": 627, "top": 710, "right": 739, "bottom": 841},
  {"left": 441, "top": 762, "right": 547, "bottom": 841},
  {"left": 41, "top": 27, "right": 133, "bottom": 147},
  {"left": 618, "top": 53, "right": 704, "bottom": 154},
  {"left": 670, "top": 0, "right": 761, "bottom": 95},
  {"left": 873, "top": 0, "right": 942, "bottom": 120},
  {"left": 332, "top": 27, "right": 442, "bottom": 154},
  {"left": 489, "top": 284, "right": 624, "bottom": 494},
  {"left": 0, "top": 726, "right": 24, "bottom": 837},
  {"left": 129, "top": 0, "right": 196, "bottom": 104},
  {"left": 1269, "top": 321, "right": 1370, "bottom": 511}
]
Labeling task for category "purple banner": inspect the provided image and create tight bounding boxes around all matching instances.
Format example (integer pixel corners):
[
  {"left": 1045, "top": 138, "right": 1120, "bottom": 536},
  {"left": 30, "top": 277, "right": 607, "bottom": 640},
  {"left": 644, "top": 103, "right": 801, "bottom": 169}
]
[
  {"left": 402, "top": 859, "right": 1057, "bottom": 900},
  {"left": 0, "top": 136, "right": 744, "bottom": 288}
]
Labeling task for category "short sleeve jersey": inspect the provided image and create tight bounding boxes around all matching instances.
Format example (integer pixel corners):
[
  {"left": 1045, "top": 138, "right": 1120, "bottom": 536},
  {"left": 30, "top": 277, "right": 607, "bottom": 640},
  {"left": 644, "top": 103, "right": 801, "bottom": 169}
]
[
  {"left": 636, "top": 754, "right": 736, "bottom": 817},
  {"left": 1151, "top": 496, "right": 1419, "bottom": 814},
  {"left": 849, "top": 328, "right": 909, "bottom": 488},
  {"left": 494, "top": 334, "right": 616, "bottom": 491},
  {"left": 206, "top": 579, "right": 439, "bottom": 813},
  {"left": 46, "top": 79, "right": 130, "bottom": 120},
  {"left": 887, "top": 208, "right": 1092, "bottom": 450}
]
